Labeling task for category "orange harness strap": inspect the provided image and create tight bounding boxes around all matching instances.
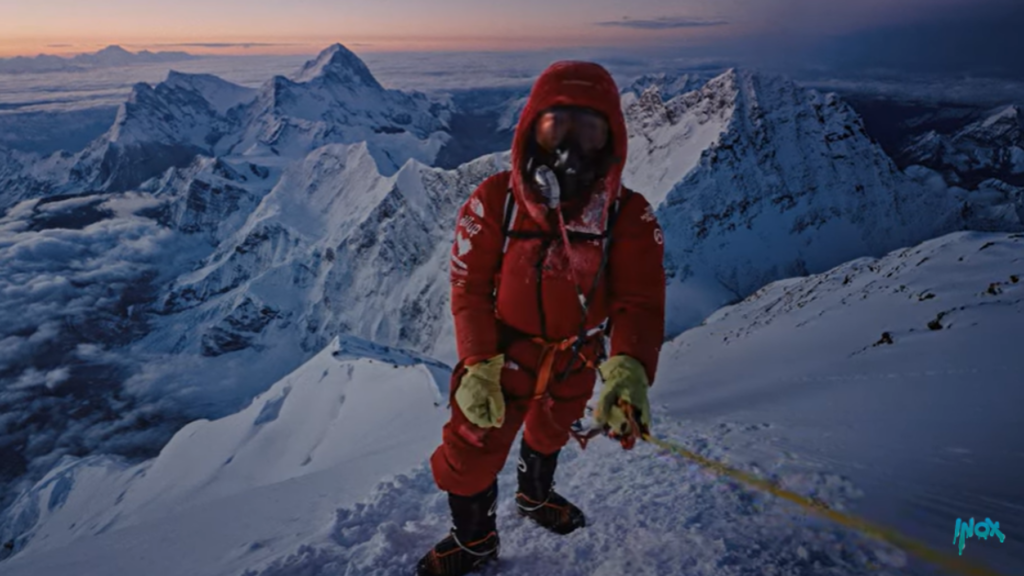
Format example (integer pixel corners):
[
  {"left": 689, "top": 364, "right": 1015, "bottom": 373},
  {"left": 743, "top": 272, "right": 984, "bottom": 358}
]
[{"left": 529, "top": 333, "right": 600, "bottom": 400}]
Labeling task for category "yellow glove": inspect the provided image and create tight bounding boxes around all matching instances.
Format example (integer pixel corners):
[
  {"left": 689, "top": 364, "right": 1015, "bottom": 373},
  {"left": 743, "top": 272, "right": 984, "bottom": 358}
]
[
  {"left": 455, "top": 354, "right": 506, "bottom": 428},
  {"left": 595, "top": 355, "right": 651, "bottom": 436}
]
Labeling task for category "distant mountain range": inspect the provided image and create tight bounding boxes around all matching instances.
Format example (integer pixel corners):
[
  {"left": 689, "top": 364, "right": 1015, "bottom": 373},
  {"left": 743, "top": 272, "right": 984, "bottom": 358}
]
[{"left": 0, "top": 45, "right": 200, "bottom": 74}]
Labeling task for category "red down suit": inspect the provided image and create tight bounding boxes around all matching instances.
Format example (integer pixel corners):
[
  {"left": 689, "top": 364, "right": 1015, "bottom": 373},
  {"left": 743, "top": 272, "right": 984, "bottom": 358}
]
[{"left": 430, "top": 61, "right": 666, "bottom": 497}]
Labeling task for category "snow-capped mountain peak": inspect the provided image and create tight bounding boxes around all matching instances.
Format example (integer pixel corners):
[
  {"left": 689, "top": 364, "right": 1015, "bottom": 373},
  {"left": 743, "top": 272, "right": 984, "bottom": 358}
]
[
  {"left": 162, "top": 70, "right": 257, "bottom": 116},
  {"left": 623, "top": 67, "right": 964, "bottom": 334},
  {"left": 94, "top": 45, "right": 132, "bottom": 57},
  {"left": 965, "top": 104, "right": 1022, "bottom": 143},
  {"left": 980, "top": 104, "right": 1021, "bottom": 129},
  {"left": 76, "top": 45, "right": 166, "bottom": 67},
  {"left": 107, "top": 71, "right": 252, "bottom": 144},
  {"left": 622, "top": 71, "right": 712, "bottom": 102},
  {"left": 901, "top": 102, "right": 1024, "bottom": 189},
  {"left": 229, "top": 44, "right": 451, "bottom": 172},
  {"left": 61, "top": 71, "right": 257, "bottom": 192},
  {"left": 290, "top": 43, "right": 382, "bottom": 89}
]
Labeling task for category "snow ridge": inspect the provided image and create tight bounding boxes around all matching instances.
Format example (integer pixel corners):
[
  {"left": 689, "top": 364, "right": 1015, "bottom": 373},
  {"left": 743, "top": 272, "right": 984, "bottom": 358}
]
[{"left": 0, "top": 335, "right": 450, "bottom": 562}]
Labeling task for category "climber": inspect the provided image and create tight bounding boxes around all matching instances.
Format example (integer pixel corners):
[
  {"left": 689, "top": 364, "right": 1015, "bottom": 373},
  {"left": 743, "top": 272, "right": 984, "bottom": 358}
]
[{"left": 417, "top": 60, "right": 666, "bottom": 576}]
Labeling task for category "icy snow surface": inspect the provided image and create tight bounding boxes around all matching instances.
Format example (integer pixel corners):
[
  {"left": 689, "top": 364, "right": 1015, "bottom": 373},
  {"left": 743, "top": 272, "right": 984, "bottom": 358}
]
[{"left": 3, "top": 231, "right": 1022, "bottom": 576}]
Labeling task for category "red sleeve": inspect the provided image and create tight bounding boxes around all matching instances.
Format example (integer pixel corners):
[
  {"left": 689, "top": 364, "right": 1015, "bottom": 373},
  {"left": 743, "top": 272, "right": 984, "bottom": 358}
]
[
  {"left": 607, "top": 192, "right": 666, "bottom": 384},
  {"left": 450, "top": 174, "right": 508, "bottom": 364}
]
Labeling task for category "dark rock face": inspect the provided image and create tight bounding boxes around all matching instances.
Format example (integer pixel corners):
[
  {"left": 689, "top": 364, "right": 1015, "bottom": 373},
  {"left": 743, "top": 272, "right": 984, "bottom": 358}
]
[{"left": 201, "top": 297, "right": 280, "bottom": 357}]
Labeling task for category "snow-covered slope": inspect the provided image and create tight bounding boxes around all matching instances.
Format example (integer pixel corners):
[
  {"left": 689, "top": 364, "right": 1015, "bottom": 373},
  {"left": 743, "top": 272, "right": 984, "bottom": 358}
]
[
  {"left": 623, "top": 70, "right": 961, "bottom": 334},
  {"left": 4, "top": 230, "right": 1020, "bottom": 575},
  {"left": 652, "top": 229, "right": 1024, "bottom": 574},
  {"left": 0, "top": 140, "right": 501, "bottom": 515},
  {"left": 0, "top": 335, "right": 451, "bottom": 572}
]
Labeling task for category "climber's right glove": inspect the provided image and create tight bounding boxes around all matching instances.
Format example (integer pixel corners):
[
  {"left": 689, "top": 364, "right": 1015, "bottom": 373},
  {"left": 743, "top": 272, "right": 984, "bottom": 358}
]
[{"left": 455, "top": 354, "right": 506, "bottom": 429}]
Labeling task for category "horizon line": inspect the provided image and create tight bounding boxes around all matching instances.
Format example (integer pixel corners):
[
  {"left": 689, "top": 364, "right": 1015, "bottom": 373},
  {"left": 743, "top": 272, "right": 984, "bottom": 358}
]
[{"left": 0, "top": 35, "right": 719, "bottom": 59}]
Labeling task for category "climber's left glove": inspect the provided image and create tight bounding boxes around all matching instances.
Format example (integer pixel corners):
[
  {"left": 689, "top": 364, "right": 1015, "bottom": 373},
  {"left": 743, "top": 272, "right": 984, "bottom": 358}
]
[{"left": 595, "top": 355, "right": 651, "bottom": 445}]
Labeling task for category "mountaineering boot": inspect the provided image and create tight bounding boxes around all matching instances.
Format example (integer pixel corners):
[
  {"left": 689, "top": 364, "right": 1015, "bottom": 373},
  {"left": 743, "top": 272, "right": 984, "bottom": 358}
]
[
  {"left": 416, "top": 483, "right": 500, "bottom": 576},
  {"left": 515, "top": 441, "right": 586, "bottom": 535}
]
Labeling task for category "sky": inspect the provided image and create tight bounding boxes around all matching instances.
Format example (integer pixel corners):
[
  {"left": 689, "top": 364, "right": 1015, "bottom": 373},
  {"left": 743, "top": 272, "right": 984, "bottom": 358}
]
[{"left": 0, "top": 0, "right": 995, "bottom": 57}]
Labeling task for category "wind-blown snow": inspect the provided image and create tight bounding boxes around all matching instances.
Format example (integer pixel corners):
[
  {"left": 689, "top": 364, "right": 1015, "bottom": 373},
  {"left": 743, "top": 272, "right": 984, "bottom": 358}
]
[{"left": 3, "top": 230, "right": 1020, "bottom": 575}]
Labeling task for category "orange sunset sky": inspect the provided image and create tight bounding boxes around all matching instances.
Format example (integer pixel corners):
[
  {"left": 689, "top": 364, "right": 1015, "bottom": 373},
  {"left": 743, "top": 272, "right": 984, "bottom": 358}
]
[{"left": 0, "top": 0, "right": 977, "bottom": 58}]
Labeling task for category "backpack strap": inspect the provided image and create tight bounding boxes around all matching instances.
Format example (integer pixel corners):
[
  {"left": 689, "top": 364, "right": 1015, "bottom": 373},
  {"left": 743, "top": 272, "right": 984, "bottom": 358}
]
[{"left": 501, "top": 187, "right": 518, "bottom": 255}]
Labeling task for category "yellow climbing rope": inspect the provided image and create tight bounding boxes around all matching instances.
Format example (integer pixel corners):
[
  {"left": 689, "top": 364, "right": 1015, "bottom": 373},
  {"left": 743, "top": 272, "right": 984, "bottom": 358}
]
[{"left": 640, "top": 431, "right": 1009, "bottom": 576}]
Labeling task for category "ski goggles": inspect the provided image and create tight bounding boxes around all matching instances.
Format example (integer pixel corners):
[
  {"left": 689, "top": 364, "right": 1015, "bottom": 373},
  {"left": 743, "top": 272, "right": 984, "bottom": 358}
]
[{"left": 534, "top": 107, "right": 610, "bottom": 154}]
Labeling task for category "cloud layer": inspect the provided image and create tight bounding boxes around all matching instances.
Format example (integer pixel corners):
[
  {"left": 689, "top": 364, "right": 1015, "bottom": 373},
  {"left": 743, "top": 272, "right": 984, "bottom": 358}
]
[
  {"left": 153, "top": 42, "right": 298, "bottom": 49},
  {"left": 0, "top": 193, "right": 187, "bottom": 505},
  {"left": 595, "top": 16, "right": 728, "bottom": 30}
]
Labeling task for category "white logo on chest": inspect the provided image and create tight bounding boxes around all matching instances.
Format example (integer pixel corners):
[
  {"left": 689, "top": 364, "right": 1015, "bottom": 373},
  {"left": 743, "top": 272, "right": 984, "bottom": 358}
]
[{"left": 456, "top": 233, "right": 473, "bottom": 257}]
